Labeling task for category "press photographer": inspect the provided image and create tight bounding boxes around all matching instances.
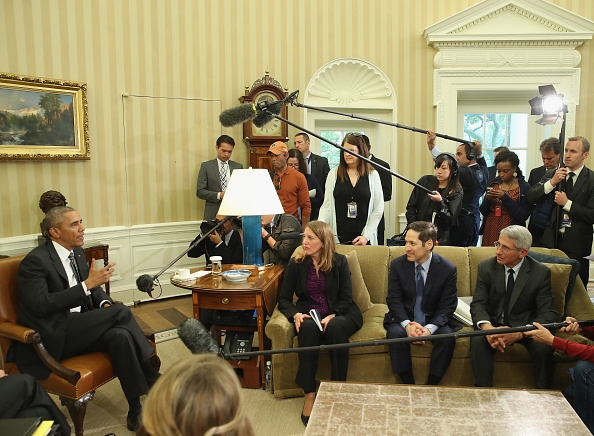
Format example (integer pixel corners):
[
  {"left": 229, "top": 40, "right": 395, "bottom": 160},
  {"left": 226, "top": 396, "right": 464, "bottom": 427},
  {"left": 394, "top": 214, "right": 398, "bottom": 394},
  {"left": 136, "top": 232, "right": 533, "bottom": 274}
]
[{"left": 187, "top": 215, "right": 243, "bottom": 265}]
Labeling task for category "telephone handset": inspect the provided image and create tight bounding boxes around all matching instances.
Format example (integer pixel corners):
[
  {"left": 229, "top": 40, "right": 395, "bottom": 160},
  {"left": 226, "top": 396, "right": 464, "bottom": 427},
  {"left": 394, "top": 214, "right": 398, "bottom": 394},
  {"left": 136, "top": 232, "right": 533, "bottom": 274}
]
[{"left": 223, "top": 331, "right": 254, "bottom": 359}]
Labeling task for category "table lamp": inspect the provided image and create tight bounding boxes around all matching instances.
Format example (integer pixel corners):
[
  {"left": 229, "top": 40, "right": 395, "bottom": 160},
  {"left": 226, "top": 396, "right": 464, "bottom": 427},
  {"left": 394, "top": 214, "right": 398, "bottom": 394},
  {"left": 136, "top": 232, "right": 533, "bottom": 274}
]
[{"left": 218, "top": 168, "right": 285, "bottom": 266}]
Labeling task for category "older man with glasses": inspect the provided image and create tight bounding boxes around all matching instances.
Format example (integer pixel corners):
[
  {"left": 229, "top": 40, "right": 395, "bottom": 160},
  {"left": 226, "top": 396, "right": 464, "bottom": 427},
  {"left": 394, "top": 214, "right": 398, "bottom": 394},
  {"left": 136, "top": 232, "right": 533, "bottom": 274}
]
[{"left": 469, "top": 225, "right": 558, "bottom": 388}]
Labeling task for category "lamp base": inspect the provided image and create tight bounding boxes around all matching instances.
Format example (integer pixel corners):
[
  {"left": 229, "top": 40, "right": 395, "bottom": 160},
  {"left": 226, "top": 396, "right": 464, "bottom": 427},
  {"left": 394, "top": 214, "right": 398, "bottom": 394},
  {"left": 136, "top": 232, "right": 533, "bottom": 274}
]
[{"left": 242, "top": 215, "right": 263, "bottom": 266}]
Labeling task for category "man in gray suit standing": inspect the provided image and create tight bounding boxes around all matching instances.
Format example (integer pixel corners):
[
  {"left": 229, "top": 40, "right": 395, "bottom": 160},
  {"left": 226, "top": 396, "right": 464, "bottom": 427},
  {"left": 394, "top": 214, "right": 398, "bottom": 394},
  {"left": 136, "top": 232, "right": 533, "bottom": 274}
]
[{"left": 196, "top": 135, "right": 243, "bottom": 221}]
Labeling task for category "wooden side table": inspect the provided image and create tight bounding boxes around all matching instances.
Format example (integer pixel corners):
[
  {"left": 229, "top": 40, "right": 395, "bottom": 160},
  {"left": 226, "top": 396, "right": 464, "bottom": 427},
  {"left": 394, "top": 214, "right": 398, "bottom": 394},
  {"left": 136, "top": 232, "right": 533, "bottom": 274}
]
[{"left": 170, "top": 265, "right": 284, "bottom": 388}]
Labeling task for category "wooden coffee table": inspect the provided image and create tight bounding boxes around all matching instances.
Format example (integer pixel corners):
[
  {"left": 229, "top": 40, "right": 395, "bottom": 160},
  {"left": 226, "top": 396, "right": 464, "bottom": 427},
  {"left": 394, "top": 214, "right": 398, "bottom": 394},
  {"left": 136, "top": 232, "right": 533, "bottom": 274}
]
[
  {"left": 305, "top": 381, "right": 590, "bottom": 435},
  {"left": 170, "top": 265, "right": 283, "bottom": 388}
]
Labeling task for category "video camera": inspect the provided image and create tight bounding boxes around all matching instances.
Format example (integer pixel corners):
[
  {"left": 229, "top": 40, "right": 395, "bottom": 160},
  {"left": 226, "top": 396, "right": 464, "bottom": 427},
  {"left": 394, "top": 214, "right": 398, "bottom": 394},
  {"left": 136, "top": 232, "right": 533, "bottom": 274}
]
[{"left": 200, "top": 217, "right": 242, "bottom": 235}]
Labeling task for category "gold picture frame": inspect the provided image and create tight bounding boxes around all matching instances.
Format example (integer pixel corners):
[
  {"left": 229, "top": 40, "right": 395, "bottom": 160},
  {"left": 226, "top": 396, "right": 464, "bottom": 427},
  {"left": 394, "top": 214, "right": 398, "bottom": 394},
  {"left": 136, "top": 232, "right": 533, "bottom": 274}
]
[{"left": 0, "top": 72, "right": 89, "bottom": 160}]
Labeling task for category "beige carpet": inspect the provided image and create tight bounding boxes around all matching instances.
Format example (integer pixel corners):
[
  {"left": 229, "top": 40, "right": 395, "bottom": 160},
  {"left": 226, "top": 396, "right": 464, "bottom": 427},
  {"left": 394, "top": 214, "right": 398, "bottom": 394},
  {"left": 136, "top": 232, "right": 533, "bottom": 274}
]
[{"left": 50, "top": 335, "right": 306, "bottom": 435}]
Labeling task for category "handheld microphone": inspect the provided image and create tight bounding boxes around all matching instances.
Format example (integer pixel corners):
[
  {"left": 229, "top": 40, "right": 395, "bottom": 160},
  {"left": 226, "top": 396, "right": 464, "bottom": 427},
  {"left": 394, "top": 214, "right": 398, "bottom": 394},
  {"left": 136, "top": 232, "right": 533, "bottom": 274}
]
[
  {"left": 177, "top": 318, "right": 221, "bottom": 355},
  {"left": 135, "top": 274, "right": 155, "bottom": 298}
]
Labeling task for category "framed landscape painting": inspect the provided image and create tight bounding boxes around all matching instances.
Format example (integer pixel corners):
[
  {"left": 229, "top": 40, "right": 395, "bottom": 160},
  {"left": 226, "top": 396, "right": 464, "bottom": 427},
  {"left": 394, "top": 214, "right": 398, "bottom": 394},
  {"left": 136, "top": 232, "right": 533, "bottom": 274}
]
[{"left": 0, "top": 73, "right": 89, "bottom": 160}]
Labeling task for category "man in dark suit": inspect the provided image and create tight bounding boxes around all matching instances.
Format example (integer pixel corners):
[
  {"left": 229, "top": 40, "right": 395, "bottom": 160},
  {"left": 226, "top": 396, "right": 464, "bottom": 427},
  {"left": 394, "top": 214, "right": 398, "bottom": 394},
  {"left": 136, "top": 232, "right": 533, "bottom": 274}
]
[
  {"left": 15, "top": 206, "right": 159, "bottom": 431},
  {"left": 470, "top": 225, "right": 557, "bottom": 388},
  {"left": 196, "top": 135, "right": 243, "bottom": 221},
  {"left": 384, "top": 221, "right": 459, "bottom": 385},
  {"left": 528, "top": 137, "right": 562, "bottom": 186},
  {"left": 527, "top": 137, "right": 562, "bottom": 246},
  {"left": 487, "top": 146, "right": 509, "bottom": 182},
  {"left": 527, "top": 136, "right": 594, "bottom": 286},
  {"left": 187, "top": 216, "right": 243, "bottom": 265},
  {"left": 294, "top": 132, "right": 330, "bottom": 191},
  {"left": 362, "top": 135, "right": 392, "bottom": 245}
]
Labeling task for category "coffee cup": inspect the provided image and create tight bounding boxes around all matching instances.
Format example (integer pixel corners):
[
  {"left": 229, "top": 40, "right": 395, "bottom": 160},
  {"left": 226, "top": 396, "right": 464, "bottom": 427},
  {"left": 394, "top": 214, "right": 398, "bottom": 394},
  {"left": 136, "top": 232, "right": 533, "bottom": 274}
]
[{"left": 177, "top": 268, "right": 191, "bottom": 279}]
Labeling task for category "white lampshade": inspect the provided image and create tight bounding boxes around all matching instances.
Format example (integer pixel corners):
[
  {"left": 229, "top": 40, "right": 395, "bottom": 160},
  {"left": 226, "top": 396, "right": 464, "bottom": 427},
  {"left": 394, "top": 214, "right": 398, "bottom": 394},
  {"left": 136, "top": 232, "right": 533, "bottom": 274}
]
[{"left": 218, "top": 168, "right": 285, "bottom": 216}]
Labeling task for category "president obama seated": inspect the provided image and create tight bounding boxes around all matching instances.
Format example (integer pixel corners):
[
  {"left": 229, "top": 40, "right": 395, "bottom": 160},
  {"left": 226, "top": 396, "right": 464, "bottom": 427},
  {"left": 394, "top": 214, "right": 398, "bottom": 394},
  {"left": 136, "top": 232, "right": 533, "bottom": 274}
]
[{"left": 13, "top": 206, "right": 160, "bottom": 431}]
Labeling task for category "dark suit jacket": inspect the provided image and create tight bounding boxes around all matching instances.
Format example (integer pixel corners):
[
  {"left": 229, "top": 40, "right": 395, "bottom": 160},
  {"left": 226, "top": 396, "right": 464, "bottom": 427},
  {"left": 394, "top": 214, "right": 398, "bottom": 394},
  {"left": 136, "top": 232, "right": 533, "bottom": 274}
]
[
  {"left": 196, "top": 158, "right": 243, "bottom": 221},
  {"left": 527, "top": 166, "right": 594, "bottom": 255},
  {"left": 370, "top": 154, "right": 392, "bottom": 202},
  {"left": 528, "top": 165, "right": 547, "bottom": 186},
  {"left": 470, "top": 256, "right": 557, "bottom": 328},
  {"left": 277, "top": 253, "right": 362, "bottom": 327},
  {"left": 15, "top": 241, "right": 113, "bottom": 378},
  {"left": 309, "top": 152, "right": 330, "bottom": 193},
  {"left": 384, "top": 253, "right": 458, "bottom": 329},
  {"left": 187, "top": 229, "right": 243, "bottom": 264}
]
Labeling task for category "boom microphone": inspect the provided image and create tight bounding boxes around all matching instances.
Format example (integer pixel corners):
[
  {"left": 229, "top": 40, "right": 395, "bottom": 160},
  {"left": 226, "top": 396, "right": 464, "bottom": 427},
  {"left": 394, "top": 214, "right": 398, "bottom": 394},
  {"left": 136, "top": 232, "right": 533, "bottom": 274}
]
[
  {"left": 135, "top": 274, "right": 155, "bottom": 298},
  {"left": 219, "top": 103, "right": 257, "bottom": 127},
  {"left": 177, "top": 318, "right": 220, "bottom": 355}
]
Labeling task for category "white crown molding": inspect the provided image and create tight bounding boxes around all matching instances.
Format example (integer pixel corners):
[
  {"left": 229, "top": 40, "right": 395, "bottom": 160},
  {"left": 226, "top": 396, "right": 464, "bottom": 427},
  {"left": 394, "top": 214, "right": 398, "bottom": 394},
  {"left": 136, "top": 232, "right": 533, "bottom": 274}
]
[
  {"left": 306, "top": 57, "right": 393, "bottom": 107},
  {"left": 424, "top": 0, "right": 594, "bottom": 47}
]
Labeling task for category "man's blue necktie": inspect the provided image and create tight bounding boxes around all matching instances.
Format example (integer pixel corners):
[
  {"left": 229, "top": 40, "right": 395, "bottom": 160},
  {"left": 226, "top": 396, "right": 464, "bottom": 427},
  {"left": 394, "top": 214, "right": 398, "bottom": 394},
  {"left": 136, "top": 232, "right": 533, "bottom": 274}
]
[{"left": 414, "top": 264, "right": 425, "bottom": 325}]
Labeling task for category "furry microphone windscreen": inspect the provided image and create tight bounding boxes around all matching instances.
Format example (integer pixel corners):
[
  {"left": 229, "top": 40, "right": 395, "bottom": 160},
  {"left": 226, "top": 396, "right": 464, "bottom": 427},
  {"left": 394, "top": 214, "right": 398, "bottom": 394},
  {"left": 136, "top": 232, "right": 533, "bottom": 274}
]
[
  {"left": 177, "top": 318, "right": 220, "bottom": 355},
  {"left": 219, "top": 103, "right": 257, "bottom": 127}
]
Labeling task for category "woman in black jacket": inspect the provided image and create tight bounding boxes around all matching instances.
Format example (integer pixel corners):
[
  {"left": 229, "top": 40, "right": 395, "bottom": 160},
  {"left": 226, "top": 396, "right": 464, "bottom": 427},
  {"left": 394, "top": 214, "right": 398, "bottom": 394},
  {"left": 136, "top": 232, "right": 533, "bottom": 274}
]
[
  {"left": 277, "top": 221, "right": 362, "bottom": 425},
  {"left": 405, "top": 153, "right": 463, "bottom": 245}
]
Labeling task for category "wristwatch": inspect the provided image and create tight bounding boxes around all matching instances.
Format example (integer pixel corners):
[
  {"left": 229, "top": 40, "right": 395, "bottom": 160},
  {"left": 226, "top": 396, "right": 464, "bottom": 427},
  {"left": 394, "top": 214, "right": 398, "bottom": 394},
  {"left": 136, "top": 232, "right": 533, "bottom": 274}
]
[{"left": 264, "top": 233, "right": 271, "bottom": 241}]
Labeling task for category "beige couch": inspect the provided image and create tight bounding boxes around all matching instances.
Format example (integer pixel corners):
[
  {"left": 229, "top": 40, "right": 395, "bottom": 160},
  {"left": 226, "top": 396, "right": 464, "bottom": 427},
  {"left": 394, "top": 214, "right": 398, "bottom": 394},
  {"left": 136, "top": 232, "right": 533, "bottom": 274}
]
[{"left": 265, "top": 245, "right": 594, "bottom": 398}]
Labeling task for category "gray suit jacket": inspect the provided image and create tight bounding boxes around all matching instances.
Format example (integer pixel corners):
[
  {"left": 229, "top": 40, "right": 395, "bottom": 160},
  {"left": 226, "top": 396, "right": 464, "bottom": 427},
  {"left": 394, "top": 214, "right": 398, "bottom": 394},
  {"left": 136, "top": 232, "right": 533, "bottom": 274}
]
[
  {"left": 470, "top": 256, "right": 557, "bottom": 328},
  {"left": 196, "top": 158, "right": 243, "bottom": 221}
]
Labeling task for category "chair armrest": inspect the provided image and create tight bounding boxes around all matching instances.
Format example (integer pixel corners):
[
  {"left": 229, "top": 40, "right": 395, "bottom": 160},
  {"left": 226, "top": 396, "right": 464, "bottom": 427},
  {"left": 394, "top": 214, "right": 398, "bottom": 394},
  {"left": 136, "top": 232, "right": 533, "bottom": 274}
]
[
  {"left": 0, "top": 321, "right": 81, "bottom": 385},
  {"left": 265, "top": 306, "right": 296, "bottom": 349}
]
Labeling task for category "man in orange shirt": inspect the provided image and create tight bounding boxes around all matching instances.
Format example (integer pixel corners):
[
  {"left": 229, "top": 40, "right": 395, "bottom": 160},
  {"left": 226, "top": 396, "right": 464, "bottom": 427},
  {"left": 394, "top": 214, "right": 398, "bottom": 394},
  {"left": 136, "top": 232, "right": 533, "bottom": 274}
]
[{"left": 267, "top": 141, "right": 311, "bottom": 227}]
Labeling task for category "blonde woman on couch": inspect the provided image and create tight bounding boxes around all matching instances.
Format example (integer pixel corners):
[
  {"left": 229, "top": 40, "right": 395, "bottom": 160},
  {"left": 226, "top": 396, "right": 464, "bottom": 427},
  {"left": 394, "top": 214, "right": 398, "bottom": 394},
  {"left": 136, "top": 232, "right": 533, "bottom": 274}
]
[{"left": 277, "top": 221, "right": 363, "bottom": 425}]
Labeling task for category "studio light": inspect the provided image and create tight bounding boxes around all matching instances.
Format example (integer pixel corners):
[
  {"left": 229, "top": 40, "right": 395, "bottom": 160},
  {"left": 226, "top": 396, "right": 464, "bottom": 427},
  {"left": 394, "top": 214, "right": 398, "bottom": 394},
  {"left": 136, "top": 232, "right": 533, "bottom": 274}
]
[{"left": 528, "top": 85, "right": 566, "bottom": 125}]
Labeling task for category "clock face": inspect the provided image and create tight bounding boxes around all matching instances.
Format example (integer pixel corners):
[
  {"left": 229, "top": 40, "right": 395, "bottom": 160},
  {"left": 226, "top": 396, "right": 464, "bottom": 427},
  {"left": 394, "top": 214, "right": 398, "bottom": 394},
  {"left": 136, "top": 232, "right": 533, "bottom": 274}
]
[{"left": 251, "top": 91, "right": 283, "bottom": 137}]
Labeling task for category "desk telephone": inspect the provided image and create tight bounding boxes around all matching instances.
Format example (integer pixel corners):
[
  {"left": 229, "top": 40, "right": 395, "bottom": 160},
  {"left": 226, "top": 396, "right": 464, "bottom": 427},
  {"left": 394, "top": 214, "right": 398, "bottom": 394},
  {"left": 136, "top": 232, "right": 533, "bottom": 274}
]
[{"left": 223, "top": 331, "right": 254, "bottom": 359}]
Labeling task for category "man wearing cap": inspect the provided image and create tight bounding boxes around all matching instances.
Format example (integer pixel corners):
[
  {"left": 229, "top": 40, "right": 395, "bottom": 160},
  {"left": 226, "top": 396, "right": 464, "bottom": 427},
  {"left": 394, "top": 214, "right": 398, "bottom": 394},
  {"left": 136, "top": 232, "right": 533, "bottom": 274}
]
[{"left": 268, "top": 141, "right": 311, "bottom": 227}]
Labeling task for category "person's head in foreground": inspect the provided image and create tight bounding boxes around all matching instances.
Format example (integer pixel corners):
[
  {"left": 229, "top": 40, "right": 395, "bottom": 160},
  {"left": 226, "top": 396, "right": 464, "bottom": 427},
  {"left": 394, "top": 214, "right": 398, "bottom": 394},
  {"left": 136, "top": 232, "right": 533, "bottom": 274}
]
[{"left": 138, "top": 354, "right": 254, "bottom": 436}]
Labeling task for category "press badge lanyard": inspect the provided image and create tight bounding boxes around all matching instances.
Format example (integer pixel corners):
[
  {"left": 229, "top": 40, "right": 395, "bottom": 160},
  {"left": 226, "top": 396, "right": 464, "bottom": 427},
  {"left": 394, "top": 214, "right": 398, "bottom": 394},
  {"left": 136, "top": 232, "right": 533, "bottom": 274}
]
[{"left": 347, "top": 177, "right": 358, "bottom": 219}]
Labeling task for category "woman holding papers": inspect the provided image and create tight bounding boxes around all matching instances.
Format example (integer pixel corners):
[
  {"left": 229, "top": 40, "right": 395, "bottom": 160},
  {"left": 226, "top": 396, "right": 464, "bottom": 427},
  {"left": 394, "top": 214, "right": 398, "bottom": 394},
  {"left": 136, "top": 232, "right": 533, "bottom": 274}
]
[{"left": 278, "top": 221, "right": 363, "bottom": 426}]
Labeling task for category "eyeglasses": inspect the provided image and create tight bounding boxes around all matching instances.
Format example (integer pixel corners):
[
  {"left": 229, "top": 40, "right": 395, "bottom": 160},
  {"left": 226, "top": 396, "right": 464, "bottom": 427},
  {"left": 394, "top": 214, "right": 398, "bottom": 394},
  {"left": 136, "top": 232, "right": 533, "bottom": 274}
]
[
  {"left": 287, "top": 162, "right": 299, "bottom": 169},
  {"left": 493, "top": 241, "right": 520, "bottom": 253}
]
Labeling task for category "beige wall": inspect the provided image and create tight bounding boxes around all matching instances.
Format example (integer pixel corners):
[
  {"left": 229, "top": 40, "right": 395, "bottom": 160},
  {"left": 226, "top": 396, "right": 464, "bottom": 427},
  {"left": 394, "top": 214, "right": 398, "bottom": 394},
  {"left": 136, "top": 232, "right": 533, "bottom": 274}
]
[{"left": 1, "top": 0, "right": 593, "bottom": 238}]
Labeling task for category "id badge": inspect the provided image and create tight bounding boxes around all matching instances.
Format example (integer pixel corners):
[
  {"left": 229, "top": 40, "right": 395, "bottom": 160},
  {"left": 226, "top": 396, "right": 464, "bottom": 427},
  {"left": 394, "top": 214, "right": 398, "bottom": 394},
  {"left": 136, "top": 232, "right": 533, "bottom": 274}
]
[
  {"left": 431, "top": 211, "right": 437, "bottom": 224},
  {"left": 347, "top": 202, "right": 358, "bottom": 219},
  {"left": 494, "top": 205, "right": 502, "bottom": 217},
  {"left": 561, "top": 212, "right": 572, "bottom": 228}
]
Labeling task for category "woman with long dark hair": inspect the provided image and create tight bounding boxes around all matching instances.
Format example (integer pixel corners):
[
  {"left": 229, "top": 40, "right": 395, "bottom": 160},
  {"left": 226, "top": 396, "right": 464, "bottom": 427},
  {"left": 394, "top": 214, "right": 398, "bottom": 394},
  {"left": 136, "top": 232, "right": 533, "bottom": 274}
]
[
  {"left": 318, "top": 134, "right": 384, "bottom": 245},
  {"left": 479, "top": 150, "right": 532, "bottom": 246},
  {"left": 405, "top": 153, "right": 463, "bottom": 245}
]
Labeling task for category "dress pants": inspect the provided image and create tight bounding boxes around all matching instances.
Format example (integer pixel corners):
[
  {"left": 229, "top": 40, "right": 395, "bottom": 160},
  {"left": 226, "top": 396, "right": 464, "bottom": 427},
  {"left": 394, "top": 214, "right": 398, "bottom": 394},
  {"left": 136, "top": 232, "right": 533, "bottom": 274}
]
[
  {"left": 572, "top": 360, "right": 594, "bottom": 434},
  {"left": 0, "top": 373, "right": 71, "bottom": 436},
  {"left": 470, "top": 335, "right": 554, "bottom": 388},
  {"left": 386, "top": 323, "right": 456, "bottom": 379},
  {"left": 61, "top": 304, "right": 154, "bottom": 400},
  {"left": 296, "top": 316, "right": 359, "bottom": 394}
]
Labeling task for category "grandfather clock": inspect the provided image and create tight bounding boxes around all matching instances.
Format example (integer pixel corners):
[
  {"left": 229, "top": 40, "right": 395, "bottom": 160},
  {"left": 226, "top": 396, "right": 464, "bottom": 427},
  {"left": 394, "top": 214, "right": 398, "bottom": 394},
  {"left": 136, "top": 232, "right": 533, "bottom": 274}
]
[{"left": 240, "top": 73, "right": 288, "bottom": 170}]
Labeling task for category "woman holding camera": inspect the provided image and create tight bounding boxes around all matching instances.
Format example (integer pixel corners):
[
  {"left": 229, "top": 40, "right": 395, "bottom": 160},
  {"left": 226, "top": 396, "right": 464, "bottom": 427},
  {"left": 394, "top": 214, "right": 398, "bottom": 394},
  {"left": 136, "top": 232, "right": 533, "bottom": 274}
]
[{"left": 277, "top": 221, "right": 363, "bottom": 425}]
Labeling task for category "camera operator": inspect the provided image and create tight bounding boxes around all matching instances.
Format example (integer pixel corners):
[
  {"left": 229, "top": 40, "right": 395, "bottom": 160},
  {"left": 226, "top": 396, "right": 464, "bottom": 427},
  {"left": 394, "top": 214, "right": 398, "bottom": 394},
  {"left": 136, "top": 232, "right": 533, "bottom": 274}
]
[
  {"left": 261, "top": 214, "right": 302, "bottom": 267},
  {"left": 188, "top": 215, "right": 243, "bottom": 265}
]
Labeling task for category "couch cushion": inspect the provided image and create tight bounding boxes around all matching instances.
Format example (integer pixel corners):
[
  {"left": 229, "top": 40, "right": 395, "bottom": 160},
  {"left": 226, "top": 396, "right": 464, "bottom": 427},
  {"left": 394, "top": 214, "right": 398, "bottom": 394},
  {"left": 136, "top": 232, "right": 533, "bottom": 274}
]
[
  {"left": 349, "top": 304, "right": 389, "bottom": 354},
  {"left": 344, "top": 250, "right": 374, "bottom": 312},
  {"left": 529, "top": 251, "right": 580, "bottom": 314},
  {"left": 335, "top": 245, "right": 390, "bottom": 304},
  {"left": 541, "top": 263, "right": 571, "bottom": 322}
]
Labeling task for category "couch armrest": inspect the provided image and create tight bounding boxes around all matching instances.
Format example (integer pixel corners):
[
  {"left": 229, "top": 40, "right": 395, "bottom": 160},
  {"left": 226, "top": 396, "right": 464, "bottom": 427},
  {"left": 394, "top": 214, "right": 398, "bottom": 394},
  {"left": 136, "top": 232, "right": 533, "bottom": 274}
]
[
  {"left": 265, "top": 306, "right": 296, "bottom": 349},
  {"left": 0, "top": 321, "right": 81, "bottom": 385}
]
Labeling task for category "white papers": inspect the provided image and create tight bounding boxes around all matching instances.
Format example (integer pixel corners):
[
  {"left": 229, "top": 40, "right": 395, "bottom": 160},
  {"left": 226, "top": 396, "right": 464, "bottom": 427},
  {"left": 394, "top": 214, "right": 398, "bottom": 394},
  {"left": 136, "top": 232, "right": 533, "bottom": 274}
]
[
  {"left": 309, "top": 309, "right": 323, "bottom": 331},
  {"left": 453, "top": 297, "right": 473, "bottom": 327}
]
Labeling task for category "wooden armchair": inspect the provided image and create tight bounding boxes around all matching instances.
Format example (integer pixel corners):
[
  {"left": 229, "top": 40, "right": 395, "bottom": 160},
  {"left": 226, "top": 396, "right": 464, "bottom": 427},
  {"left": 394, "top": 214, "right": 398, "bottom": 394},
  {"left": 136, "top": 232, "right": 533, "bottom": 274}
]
[{"left": 0, "top": 255, "right": 158, "bottom": 436}]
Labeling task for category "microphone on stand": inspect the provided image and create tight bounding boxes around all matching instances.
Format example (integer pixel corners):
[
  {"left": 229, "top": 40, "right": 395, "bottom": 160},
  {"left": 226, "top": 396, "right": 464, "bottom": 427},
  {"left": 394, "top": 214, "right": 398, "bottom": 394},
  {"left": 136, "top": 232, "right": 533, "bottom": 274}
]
[
  {"left": 177, "top": 318, "right": 221, "bottom": 355},
  {"left": 135, "top": 274, "right": 155, "bottom": 298}
]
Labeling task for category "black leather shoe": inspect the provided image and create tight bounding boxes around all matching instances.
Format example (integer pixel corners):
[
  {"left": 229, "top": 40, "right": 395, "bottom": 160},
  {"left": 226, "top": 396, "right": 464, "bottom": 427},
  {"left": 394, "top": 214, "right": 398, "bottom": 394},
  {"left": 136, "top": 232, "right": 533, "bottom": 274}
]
[
  {"left": 127, "top": 411, "right": 141, "bottom": 432},
  {"left": 301, "top": 413, "right": 309, "bottom": 426}
]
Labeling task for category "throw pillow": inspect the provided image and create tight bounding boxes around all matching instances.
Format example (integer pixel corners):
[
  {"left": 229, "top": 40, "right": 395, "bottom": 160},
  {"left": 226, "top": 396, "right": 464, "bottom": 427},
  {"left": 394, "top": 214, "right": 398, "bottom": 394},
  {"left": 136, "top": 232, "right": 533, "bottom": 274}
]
[
  {"left": 344, "top": 250, "right": 374, "bottom": 312},
  {"left": 542, "top": 262, "right": 571, "bottom": 322},
  {"left": 529, "top": 251, "right": 580, "bottom": 313}
]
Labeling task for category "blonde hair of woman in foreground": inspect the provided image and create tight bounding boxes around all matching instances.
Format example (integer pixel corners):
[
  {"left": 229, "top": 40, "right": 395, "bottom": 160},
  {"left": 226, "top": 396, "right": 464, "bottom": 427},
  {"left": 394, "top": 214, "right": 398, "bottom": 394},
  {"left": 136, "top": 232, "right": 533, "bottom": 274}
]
[{"left": 138, "top": 354, "right": 254, "bottom": 436}]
